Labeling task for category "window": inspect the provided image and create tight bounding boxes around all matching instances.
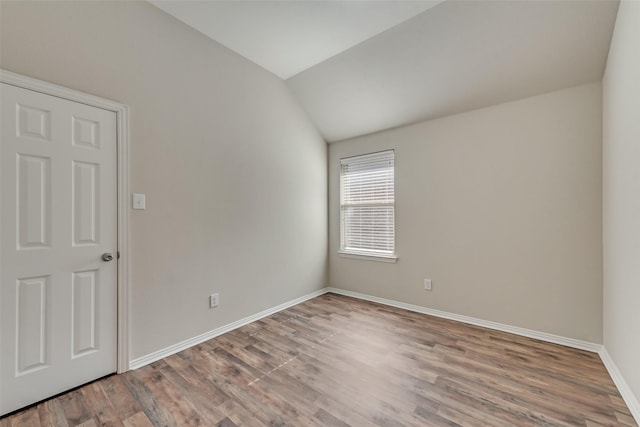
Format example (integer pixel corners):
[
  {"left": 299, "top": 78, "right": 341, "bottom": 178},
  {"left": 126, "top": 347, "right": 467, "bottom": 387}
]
[{"left": 339, "top": 150, "right": 396, "bottom": 261}]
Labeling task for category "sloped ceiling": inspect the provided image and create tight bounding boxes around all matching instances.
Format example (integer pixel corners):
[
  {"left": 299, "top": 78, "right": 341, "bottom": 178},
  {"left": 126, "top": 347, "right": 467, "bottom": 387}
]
[
  {"left": 150, "top": 0, "right": 619, "bottom": 142},
  {"left": 149, "top": 0, "right": 443, "bottom": 79}
]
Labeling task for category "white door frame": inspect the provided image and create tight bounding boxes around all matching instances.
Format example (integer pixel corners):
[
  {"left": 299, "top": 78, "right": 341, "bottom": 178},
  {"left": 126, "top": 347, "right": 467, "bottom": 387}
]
[{"left": 0, "top": 69, "right": 131, "bottom": 373}]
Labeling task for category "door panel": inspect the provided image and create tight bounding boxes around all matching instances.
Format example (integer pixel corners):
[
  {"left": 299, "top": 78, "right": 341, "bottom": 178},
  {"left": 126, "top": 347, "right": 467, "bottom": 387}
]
[
  {"left": 72, "top": 269, "right": 99, "bottom": 357},
  {"left": 73, "top": 160, "right": 100, "bottom": 246},
  {"left": 16, "top": 276, "right": 49, "bottom": 374},
  {"left": 17, "top": 155, "right": 51, "bottom": 249},
  {"left": 1, "top": 83, "right": 117, "bottom": 415}
]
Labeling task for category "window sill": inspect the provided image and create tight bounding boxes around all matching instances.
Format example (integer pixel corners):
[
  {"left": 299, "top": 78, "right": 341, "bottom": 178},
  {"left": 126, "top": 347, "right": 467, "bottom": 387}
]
[{"left": 338, "top": 250, "right": 398, "bottom": 263}]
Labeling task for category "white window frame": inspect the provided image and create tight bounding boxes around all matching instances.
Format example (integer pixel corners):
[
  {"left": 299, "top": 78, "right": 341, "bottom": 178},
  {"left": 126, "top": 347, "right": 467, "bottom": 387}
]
[{"left": 339, "top": 150, "right": 397, "bottom": 263}]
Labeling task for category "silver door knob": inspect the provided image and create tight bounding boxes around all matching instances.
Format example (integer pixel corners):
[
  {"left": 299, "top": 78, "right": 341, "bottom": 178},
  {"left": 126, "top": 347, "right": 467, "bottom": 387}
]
[{"left": 102, "top": 253, "right": 114, "bottom": 262}]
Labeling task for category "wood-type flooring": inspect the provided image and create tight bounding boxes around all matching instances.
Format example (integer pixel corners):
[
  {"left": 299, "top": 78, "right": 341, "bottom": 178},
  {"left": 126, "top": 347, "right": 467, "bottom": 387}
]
[{"left": 1, "top": 293, "right": 637, "bottom": 426}]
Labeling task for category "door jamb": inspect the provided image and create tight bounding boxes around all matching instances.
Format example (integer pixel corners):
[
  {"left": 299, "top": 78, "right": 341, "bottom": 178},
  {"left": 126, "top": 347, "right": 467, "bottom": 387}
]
[{"left": 1, "top": 69, "right": 131, "bottom": 373}]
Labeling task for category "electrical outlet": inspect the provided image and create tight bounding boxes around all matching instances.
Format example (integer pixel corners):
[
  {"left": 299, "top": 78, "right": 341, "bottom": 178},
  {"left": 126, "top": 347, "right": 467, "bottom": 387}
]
[
  {"left": 424, "top": 279, "right": 432, "bottom": 291},
  {"left": 209, "top": 293, "right": 219, "bottom": 308}
]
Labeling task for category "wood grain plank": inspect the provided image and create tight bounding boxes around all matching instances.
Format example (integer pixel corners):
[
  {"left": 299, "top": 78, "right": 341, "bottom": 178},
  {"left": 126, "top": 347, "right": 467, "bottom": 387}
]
[
  {"left": 100, "top": 374, "right": 144, "bottom": 421},
  {"left": 58, "top": 389, "right": 92, "bottom": 426},
  {"left": 1, "top": 293, "right": 636, "bottom": 427},
  {"left": 122, "top": 412, "right": 153, "bottom": 427},
  {"left": 80, "top": 381, "right": 125, "bottom": 427},
  {"left": 36, "top": 399, "right": 69, "bottom": 427}
]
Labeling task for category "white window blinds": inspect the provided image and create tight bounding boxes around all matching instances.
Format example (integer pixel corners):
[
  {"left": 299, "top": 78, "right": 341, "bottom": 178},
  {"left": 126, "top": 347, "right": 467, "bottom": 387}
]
[{"left": 340, "top": 150, "right": 395, "bottom": 257}]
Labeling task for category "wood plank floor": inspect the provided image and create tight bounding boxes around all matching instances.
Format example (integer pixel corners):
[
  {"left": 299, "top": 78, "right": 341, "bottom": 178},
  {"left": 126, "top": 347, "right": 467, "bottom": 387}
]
[{"left": 1, "top": 293, "right": 637, "bottom": 427}]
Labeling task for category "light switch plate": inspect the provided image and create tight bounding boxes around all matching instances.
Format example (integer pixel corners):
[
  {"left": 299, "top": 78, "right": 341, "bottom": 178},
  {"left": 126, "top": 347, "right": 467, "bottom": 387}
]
[
  {"left": 209, "top": 293, "right": 219, "bottom": 308},
  {"left": 132, "top": 193, "right": 146, "bottom": 210}
]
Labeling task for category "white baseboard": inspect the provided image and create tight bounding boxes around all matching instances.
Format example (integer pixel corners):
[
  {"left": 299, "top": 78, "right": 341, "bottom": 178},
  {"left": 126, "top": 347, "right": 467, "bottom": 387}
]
[
  {"left": 131, "top": 285, "right": 601, "bottom": 370},
  {"left": 599, "top": 348, "right": 640, "bottom": 424},
  {"left": 129, "top": 287, "right": 329, "bottom": 370},
  {"left": 127, "top": 284, "right": 638, "bottom": 426},
  {"left": 326, "top": 287, "right": 602, "bottom": 353},
  {"left": 327, "top": 287, "right": 639, "bottom": 425}
]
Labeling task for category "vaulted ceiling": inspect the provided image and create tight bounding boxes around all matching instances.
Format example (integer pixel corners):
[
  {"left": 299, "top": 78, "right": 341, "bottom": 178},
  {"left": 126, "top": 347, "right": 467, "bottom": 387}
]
[{"left": 150, "top": 0, "right": 619, "bottom": 142}]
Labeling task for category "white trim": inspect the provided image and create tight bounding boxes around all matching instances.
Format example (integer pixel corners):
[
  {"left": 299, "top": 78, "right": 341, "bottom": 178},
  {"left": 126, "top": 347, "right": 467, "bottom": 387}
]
[
  {"left": 129, "top": 288, "right": 329, "bottom": 370},
  {"left": 599, "top": 348, "right": 640, "bottom": 424},
  {"left": 0, "top": 70, "right": 126, "bottom": 112},
  {"left": 126, "top": 282, "right": 638, "bottom": 425},
  {"left": 115, "top": 102, "right": 131, "bottom": 373},
  {"left": 338, "top": 250, "right": 398, "bottom": 263},
  {"left": 329, "top": 287, "right": 640, "bottom": 422},
  {"left": 0, "top": 70, "right": 131, "bottom": 373},
  {"left": 326, "top": 287, "right": 601, "bottom": 353}
]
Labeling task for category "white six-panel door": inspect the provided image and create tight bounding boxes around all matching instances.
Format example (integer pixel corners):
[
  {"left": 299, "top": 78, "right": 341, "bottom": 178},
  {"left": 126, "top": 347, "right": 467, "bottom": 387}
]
[{"left": 0, "top": 83, "right": 117, "bottom": 415}]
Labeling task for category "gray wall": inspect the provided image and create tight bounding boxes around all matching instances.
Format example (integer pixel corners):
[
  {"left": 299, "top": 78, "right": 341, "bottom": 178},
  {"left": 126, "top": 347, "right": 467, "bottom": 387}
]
[
  {"left": 329, "top": 83, "right": 603, "bottom": 343},
  {"left": 603, "top": 0, "right": 640, "bottom": 403},
  {"left": 0, "top": 0, "right": 328, "bottom": 360}
]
